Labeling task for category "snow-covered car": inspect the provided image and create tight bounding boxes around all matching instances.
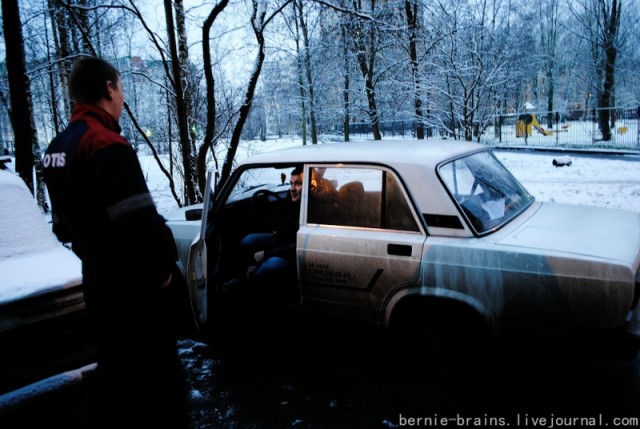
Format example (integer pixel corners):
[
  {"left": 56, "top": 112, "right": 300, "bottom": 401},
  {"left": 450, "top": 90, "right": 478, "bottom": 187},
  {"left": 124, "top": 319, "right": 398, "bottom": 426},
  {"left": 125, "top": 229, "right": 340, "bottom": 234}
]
[
  {"left": 0, "top": 167, "right": 88, "bottom": 390},
  {"left": 167, "top": 140, "right": 640, "bottom": 366}
]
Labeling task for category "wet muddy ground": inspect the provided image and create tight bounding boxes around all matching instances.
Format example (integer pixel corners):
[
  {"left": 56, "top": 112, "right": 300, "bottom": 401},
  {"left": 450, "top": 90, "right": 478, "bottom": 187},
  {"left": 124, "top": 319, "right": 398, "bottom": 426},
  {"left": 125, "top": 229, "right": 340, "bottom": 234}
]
[
  {"left": 2, "top": 307, "right": 639, "bottom": 429},
  {"left": 180, "top": 310, "right": 640, "bottom": 429}
]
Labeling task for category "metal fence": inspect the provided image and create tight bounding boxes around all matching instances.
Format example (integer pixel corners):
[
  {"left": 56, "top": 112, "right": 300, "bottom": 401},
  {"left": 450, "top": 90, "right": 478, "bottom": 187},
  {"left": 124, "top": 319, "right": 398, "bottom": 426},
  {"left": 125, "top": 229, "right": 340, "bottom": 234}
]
[
  {"left": 2, "top": 108, "right": 639, "bottom": 154},
  {"left": 342, "top": 106, "right": 640, "bottom": 151},
  {"left": 483, "top": 106, "right": 640, "bottom": 150}
]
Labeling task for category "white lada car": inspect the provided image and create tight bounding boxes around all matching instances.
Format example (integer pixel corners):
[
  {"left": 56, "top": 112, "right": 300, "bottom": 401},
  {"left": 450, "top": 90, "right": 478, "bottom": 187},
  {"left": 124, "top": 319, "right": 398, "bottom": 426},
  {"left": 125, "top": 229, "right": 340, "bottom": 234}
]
[{"left": 166, "top": 140, "right": 640, "bottom": 367}]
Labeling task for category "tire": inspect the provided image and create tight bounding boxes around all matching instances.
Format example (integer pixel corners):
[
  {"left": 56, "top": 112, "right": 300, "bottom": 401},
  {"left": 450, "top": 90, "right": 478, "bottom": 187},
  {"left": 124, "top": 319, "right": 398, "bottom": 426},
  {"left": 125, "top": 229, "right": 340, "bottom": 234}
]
[
  {"left": 392, "top": 302, "right": 493, "bottom": 378},
  {"left": 421, "top": 315, "right": 477, "bottom": 376}
]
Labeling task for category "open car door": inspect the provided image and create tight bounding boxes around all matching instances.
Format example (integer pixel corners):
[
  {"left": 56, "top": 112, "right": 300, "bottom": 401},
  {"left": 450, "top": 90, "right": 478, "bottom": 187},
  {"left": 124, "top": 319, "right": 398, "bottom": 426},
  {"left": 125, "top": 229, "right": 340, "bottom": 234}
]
[{"left": 186, "top": 170, "right": 213, "bottom": 329}]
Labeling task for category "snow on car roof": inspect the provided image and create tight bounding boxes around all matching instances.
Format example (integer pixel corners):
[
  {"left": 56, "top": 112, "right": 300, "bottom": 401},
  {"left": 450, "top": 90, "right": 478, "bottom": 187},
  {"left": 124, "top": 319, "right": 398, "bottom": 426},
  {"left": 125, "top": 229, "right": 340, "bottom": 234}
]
[
  {"left": 0, "top": 169, "right": 81, "bottom": 304},
  {"left": 238, "top": 139, "right": 484, "bottom": 168},
  {"left": 0, "top": 169, "right": 60, "bottom": 258}
]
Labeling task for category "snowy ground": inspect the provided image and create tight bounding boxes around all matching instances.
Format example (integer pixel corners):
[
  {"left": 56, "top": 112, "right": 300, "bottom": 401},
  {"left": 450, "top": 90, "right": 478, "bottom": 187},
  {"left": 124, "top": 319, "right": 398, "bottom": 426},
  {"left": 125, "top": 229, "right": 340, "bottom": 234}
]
[{"left": 496, "top": 149, "right": 640, "bottom": 213}]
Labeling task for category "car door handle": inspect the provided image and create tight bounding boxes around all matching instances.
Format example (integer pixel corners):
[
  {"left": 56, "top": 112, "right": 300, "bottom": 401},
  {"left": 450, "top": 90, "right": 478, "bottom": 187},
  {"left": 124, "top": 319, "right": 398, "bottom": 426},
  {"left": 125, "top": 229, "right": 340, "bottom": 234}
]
[{"left": 387, "top": 244, "right": 412, "bottom": 257}]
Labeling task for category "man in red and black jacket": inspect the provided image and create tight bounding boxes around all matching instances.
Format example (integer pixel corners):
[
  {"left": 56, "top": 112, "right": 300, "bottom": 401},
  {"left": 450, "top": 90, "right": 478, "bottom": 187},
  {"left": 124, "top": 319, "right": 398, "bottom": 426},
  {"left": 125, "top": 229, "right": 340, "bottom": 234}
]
[{"left": 43, "top": 56, "right": 186, "bottom": 429}]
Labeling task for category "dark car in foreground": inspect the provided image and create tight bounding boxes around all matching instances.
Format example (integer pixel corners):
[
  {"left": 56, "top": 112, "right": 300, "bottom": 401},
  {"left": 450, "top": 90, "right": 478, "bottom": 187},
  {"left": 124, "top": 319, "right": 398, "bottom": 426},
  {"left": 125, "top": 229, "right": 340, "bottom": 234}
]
[{"left": 0, "top": 167, "right": 92, "bottom": 392}]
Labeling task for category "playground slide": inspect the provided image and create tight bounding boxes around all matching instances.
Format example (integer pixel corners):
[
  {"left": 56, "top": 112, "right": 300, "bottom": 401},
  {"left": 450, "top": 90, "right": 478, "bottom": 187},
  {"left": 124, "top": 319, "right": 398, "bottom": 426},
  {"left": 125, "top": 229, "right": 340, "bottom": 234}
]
[{"left": 533, "top": 124, "right": 553, "bottom": 136}]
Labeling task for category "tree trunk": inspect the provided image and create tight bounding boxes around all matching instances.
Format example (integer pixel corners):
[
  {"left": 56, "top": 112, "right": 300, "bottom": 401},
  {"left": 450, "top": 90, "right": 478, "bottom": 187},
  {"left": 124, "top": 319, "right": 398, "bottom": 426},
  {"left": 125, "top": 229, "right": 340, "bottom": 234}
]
[
  {"left": 546, "top": 80, "right": 554, "bottom": 129},
  {"left": 349, "top": 4, "right": 382, "bottom": 140},
  {"left": 76, "top": 0, "right": 92, "bottom": 53},
  {"left": 405, "top": 0, "right": 424, "bottom": 140},
  {"left": 49, "top": 1, "right": 72, "bottom": 115},
  {"left": 199, "top": 0, "right": 229, "bottom": 194},
  {"left": 296, "top": 38, "right": 308, "bottom": 146},
  {"left": 598, "top": 28, "right": 618, "bottom": 142},
  {"left": 296, "top": 0, "right": 318, "bottom": 144},
  {"left": 355, "top": 36, "right": 381, "bottom": 140},
  {"left": 2, "top": 0, "right": 48, "bottom": 212},
  {"left": 292, "top": 4, "right": 308, "bottom": 145},
  {"left": 165, "top": 0, "right": 197, "bottom": 204},
  {"left": 593, "top": 0, "right": 620, "bottom": 142},
  {"left": 342, "top": 24, "right": 350, "bottom": 142},
  {"left": 363, "top": 75, "right": 382, "bottom": 140}
]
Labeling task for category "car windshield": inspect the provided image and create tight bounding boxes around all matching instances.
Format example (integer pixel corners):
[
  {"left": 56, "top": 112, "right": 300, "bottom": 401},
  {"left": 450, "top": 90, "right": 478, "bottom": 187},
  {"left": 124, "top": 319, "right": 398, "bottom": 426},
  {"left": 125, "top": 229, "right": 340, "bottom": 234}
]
[
  {"left": 227, "top": 166, "right": 293, "bottom": 203},
  {"left": 439, "top": 151, "right": 534, "bottom": 234}
]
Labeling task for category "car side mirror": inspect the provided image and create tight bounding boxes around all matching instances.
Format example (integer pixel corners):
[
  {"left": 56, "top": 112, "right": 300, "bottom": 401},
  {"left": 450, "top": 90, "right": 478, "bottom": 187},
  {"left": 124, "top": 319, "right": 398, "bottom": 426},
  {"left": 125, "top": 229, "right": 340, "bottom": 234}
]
[{"left": 185, "top": 208, "right": 202, "bottom": 221}]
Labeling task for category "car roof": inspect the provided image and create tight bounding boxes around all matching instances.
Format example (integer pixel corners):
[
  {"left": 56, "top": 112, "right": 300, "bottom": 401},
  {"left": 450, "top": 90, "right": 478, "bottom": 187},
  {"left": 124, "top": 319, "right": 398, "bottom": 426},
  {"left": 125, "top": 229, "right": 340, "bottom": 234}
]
[{"left": 238, "top": 139, "right": 486, "bottom": 170}]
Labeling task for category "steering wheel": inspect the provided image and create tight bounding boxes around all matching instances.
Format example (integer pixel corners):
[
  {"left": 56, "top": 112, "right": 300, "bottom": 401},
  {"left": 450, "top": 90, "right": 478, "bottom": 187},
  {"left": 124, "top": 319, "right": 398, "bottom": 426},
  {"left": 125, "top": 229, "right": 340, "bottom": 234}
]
[{"left": 251, "top": 189, "right": 284, "bottom": 231}]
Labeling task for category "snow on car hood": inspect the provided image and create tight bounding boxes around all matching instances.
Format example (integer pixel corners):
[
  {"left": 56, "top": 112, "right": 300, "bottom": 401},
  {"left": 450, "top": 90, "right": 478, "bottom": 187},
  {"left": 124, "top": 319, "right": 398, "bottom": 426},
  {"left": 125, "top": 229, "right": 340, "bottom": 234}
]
[
  {"left": 0, "top": 169, "right": 82, "bottom": 305},
  {"left": 0, "top": 248, "right": 82, "bottom": 304},
  {"left": 497, "top": 202, "right": 640, "bottom": 265}
]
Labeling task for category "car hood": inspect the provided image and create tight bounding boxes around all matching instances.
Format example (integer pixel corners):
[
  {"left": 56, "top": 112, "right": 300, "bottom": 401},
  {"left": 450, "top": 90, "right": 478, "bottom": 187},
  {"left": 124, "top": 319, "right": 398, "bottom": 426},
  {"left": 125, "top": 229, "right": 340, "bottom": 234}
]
[
  {"left": 497, "top": 202, "right": 640, "bottom": 265},
  {"left": 0, "top": 247, "right": 82, "bottom": 305}
]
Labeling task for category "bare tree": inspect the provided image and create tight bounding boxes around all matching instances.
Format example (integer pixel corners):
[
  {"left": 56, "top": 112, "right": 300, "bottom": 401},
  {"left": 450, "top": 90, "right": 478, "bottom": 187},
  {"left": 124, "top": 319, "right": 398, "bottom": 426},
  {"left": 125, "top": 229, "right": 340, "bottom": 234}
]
[
  {"left": 199, "top": 0, "right": 230, "bottom": 194},
  {"left": 54, "top": 1, "right": 184, "bottom": 206},
  {"left": 165, "top": 0, "right": 198, "bottom": 204},
  {"left": 295, "top": 0, "right": 319, "bottom": 144},
  {"left": 345, "top": 1, "right": 382, "bottom": 140},
  {"left": 47, "top": 0, "right": 73, "bottom": 132},
  {"left": 341, "top": 22, "right": 351, "bottom": 141},
  {"left": 426, "top": 0, "right": 512, "bottom": 142},
  {"left": 404, "top": 0, "right": 424, "bottom": 139},
  {"left": 538, "top": 0, "right": 560, "bottom": 129},
  {"left": 295, "top": 23, "right": 310, "bottom": 145},
  {"left": 2, "top": 0, "right": 48, "bottom": 212},
  {"left": 219, "top": 0, "right": 293, "bottom": 187},
  {"left": 282, "top": 0, "right": 311, "bottom": 144},
  {"left": 571, "top": 0, "right": 623, "bottom": 141}
]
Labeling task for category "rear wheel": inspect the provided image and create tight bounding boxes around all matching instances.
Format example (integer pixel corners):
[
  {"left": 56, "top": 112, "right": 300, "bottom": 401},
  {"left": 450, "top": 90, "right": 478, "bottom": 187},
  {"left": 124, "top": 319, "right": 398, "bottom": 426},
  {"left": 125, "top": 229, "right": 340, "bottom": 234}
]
[
  {"left": 421, "top": 314, "right": 480, "bottom": 376},
  {"left": 392, "top": 302, "right": 494, "bottom": 377}
]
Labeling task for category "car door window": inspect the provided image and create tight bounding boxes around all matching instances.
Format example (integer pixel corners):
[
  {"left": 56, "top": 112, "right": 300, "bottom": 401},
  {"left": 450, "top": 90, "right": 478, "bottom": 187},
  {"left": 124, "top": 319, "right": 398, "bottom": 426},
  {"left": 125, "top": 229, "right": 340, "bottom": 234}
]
[{"left": 307, "top": 166, "right": 419, "bottom": 232}]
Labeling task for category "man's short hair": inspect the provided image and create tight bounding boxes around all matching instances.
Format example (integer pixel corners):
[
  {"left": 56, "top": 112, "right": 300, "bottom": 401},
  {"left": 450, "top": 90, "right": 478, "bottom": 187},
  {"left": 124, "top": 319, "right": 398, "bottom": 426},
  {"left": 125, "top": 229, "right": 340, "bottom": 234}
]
[
  {"left": 291, "top": 166, "right": 303, "bottom": 176},
  {"left": 69, "top": 56, "right": 120, "bottom": 104}
]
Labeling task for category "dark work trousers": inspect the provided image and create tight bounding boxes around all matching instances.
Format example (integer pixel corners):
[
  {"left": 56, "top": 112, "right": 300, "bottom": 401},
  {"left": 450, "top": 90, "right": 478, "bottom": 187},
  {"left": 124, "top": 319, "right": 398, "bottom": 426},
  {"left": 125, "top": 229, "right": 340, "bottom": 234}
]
[{"left": 83, "top": 266, "right": 188, "bottom": 429}]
